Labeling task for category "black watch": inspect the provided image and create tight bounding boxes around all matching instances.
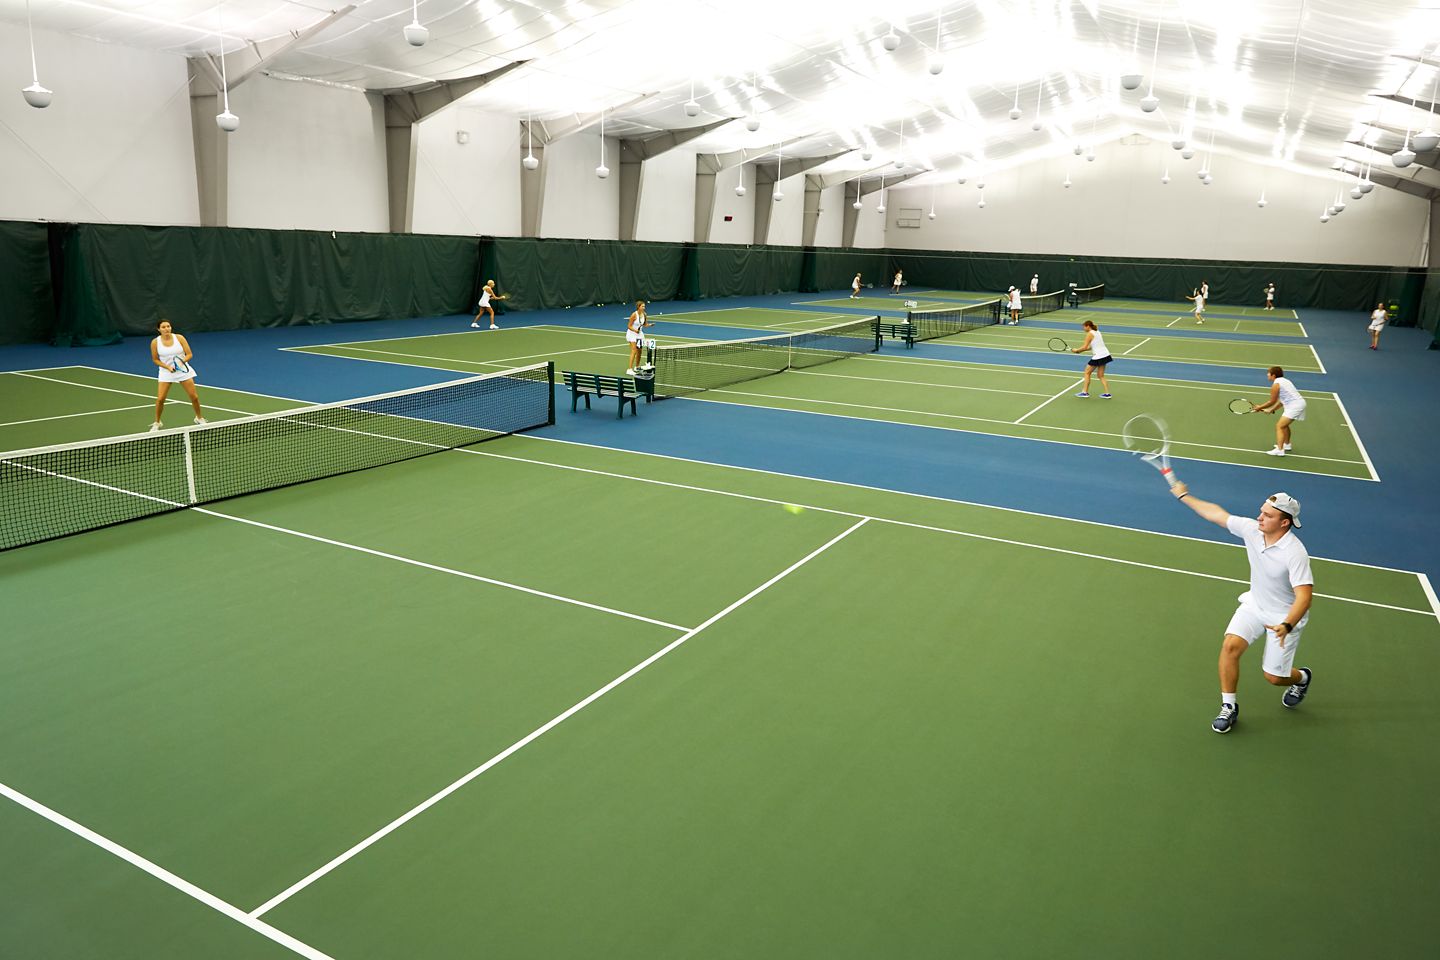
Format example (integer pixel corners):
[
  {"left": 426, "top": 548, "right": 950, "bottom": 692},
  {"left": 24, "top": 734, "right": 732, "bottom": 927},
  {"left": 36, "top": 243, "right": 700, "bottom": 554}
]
[{"left": 1281, "top": 621, "right": 1294, "bottom": 632}]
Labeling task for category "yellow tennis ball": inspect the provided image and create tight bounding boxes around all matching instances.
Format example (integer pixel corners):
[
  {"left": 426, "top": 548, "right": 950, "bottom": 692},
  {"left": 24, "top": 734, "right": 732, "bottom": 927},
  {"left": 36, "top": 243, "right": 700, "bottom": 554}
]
[{"left": 782, "top": 503, "right": 805, "bottom": 515}]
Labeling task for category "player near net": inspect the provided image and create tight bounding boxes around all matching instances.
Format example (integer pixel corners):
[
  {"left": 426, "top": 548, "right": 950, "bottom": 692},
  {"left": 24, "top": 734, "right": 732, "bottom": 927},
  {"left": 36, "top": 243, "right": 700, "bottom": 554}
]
[
  {"left": 1170, "top": 482, "right": 1313, "bottom": 734},
  {"left": 625, "top": 300, "right": 653, "bottom": 376},
  {"left": 149, "top": 319, "right": 205, "bottom": 431}
]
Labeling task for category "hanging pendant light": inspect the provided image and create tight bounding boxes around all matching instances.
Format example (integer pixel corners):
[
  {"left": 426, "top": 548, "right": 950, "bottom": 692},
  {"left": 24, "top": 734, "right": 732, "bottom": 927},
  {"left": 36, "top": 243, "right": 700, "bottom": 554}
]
[
  {"left": 745, "top": 74, "right": 761, "bottom": 131},
  {"left": 1009, "top": 84, "right": 1022, "bottom": 120},
  {"left": 773, "top": 143, "right": 784, "bottom": 201},
  {"left": 1393, "top": 101, "right": 1417, "bottom": 167},
  {"left": 927, "top": 9, "right": 944, "bottom": 75},
  {"left": 882, "top": 24, "right": 900, "bottom": 51},
  {"left": 1257, "top": 189, "right": 1268, "bottom": 208},
  {"left": 977, "top": 188, "right": 986, "bottom": 209},
  {"left": 21, "top": 0, "right": 52, "bottom": 108},
  {"left": 1161, "top": 167, "right": 1170, "bottom": 184},
  {"left": 1031, "top": 83, "right": 1044, "bottom": 131},
  {"left": 1120, "top": 17, "right": 1144, "bottom": 90},
  {"left": 595, "top": 109, "right": 609, "bottom": 178},
  {"left": 735, "top": 182, "right": 747, "bottom": 197},
  {"left": 403, "top": 0, "right": 428, "bottom": 45},
  {"left": 1139, "top": 20, "right": 1162, "bottom": 112},
  {"left": 522, "top": 111, "right": 538, "bottom": 170},
  {"left": 877, "top": 175, "right": 886, "bottom": 213},
  {"left": 928, "top": 185, "right": 937, "bottom": 220},
  {"left": 215, "top": 0, "right": 239, "bottom": 131},
  {"left": 684, "top": 78, "right": 700, "bottom": 117},
  {"left": 895, "top": 118, "right": 906, "bottom": 168}
]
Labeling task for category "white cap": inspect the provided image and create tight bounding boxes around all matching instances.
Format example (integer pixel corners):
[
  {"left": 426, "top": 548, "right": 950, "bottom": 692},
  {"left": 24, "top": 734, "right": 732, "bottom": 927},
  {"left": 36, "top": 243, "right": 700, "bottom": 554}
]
[{"left": 1268, "top": 492, "right": 1302, "bottom": 527}]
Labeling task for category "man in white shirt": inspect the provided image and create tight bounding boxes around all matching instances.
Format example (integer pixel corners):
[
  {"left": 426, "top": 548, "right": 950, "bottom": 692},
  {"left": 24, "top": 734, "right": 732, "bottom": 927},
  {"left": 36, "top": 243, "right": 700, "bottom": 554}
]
[
  {"left": 1170, "top": 483, "right": 1314, "bottom": 734},
  {"left": 1029, "top": 274, "right": 1039, "bottom": 294}
]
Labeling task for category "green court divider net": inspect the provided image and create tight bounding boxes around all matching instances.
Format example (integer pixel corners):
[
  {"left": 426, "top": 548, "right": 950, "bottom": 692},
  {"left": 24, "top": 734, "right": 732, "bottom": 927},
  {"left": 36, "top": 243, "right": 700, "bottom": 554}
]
[
  {"left": 652, "top": 317, "right": 879, "bottom": 397},
  {"left": 0, "top": 221, "right": 54, "bottom": 345},
  {"left": 0, "top": 363, "right": 554, "bottom": 550},
  {"left": 1071, "top": 282, "right": 1106, "bottom": 304},
  {"left": 905, "top": 300, "right": 1003, "bottom": 340},
  {"left": 1021, "top": 288, "right": 1068, "bottom": 317}
]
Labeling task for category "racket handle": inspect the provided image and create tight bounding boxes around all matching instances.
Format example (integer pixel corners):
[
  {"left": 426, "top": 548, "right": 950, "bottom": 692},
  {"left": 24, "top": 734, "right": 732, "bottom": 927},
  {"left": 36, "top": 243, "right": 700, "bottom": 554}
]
[{"left": 1161, "top": 467, "right": 1180, "bottom": 487}]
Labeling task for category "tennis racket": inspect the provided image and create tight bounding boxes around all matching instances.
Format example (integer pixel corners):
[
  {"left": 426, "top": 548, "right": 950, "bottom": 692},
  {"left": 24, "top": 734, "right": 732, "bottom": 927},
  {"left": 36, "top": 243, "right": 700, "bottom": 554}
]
[
  {"left": 1228, "top": 398, "right": 1257, "bottom": 415},
  {"left": 1047, "top": 337, "right": 1070, "bottom": 353},
  {"left": 170, "top": 357, "right": 191, "bottom": 374},
  {"left": 1123, "top": 414, "right": 1180, "bottom": 488}
]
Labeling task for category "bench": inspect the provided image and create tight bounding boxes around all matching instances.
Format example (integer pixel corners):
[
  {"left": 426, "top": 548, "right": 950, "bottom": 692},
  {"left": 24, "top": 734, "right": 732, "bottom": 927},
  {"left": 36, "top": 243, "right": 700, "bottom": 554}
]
[
  {"left": 562, "top": 370, "right": 652, "bottom": 419},
  {"left": 876, "top": 320, "right": 916, "bottom": 348}
]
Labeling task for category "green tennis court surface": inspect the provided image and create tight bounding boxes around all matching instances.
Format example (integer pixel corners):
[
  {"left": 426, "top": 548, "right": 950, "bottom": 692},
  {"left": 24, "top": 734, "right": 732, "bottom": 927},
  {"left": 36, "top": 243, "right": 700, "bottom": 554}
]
[
  {"left": 0, "top": 367, "right": 299, "bottom": 451},
  {"left": 930, "top": 324, "right": 1325, "bottom": 372},
  {"left": 1062, "top": 307, "right": 1308, "bottom": 337},
  {"left": 800, "top": 295, "right": 957, "bottom": 312},
  {"left": 1101, "top": 296, "right": 1300, "bottom": 319},
  {"left": 2, "top": 435, "right": 1434, "bottom": 958},
  {"left": 684, "top": 353, "right": 1370, "bottom": 478}
]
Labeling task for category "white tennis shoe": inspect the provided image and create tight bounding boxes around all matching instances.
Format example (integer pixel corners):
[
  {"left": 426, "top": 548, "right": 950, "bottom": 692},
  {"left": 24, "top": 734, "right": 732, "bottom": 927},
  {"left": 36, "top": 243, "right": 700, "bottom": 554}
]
[
  {"left": 148, "top": 422, "right": 162, "bottom": 432},
  {"left": 1266, "top": 447, "right": 1285, "bottom": 456}
]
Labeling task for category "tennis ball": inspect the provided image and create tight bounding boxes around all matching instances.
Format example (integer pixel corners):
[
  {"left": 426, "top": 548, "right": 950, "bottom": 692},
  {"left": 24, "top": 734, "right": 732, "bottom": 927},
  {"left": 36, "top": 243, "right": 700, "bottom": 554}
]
[{"left": 782, "top": 503, "right": 805, "bottom": 515}]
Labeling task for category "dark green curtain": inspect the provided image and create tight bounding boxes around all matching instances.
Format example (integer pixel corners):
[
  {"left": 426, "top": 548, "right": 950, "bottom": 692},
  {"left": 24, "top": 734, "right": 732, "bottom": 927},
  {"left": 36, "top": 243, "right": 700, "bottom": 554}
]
[
  {"left": 0, "top": 221, "right": 56, "bottom": 345},
  {"left": 53, "top": 224, "right": 480, "bottom": 343},
  {"left": 489, "top": 237, "right": 685, "bottom": 310},
  {"left": 684, "top": 244, "right": 804, "bottom": 299},
  {"left": 804, "top": 248, "right": 888, "bottom": 293}
]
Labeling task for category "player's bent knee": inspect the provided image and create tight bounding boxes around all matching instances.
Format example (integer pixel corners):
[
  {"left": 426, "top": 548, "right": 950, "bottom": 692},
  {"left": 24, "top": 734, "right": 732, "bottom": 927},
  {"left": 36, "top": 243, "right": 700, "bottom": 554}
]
[
  {"left": 1220, "top": 634, "right": 1248, "bottom": 657},
  {"left": 1262, "top": 672, "right": 1290, "bottom": 686}
]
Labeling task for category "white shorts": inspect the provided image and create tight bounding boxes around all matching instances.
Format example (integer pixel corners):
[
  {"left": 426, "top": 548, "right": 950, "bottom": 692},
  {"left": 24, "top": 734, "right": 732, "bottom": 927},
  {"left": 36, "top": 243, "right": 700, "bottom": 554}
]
[
  {"left": 157, "top": 367, "right": 196, "bottom": 384},
  {"left": 1281, "top": 400, "right": 1307, "bottom": 421},
  {"left": 1225, "top": 602, "right": 1306, "bottom": 678}
]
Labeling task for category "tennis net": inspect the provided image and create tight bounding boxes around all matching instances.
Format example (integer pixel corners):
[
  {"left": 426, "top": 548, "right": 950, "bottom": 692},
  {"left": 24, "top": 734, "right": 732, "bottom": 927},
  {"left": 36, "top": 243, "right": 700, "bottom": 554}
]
[
  {"left": 652, "top": 317, "right": 879, "bottom": 397},
  {"left": 905, "top": 300, "right": 1003, "bottom": 341},
  {"left": 1069, "top": 283, "right": 1106, "bottom": 305},
  {"left": 0, "top": 363, "right": 554, "bottom": 551},
  {"left": 1021, "top": 289, "right": 1068, "bottom": 317}
]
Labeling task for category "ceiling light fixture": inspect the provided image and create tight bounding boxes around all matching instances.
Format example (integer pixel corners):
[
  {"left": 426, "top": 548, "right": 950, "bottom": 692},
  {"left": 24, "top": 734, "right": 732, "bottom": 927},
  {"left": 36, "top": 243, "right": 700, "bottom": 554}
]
[
  {"left": 1031, "top": 83, "right": 1044, "bottom": 131},
  {"left": 1010, "top": 84, "right": 1022, "bottom": 120},
  {"left": 882, "top": 24, "right": 900, "bottom": 51},
  {"left": 595, "top": 109, "right": 609, "bottom": 178},
  {"left": 928, "top": 185, "right": 937, "bottom": 220},
  {"left": 745, "top": 74, "right": 760, "bottom": 131},
  {"left": 1139, "top": 19, "right": 1162, "bottom": 112},
  {"left": 1120, "top": 16, "right": 1143, "bottom": 90},
  {"left": 1161, "top": 167, "right": 1170, "bottom": 184},
  {"left": 523, "top": 111, "right": 538, "bottom": 170},
  {"left": 403, "top": 0, "right": 428, "bottom": 46},
  {"left": 684, "top": 78, "right": 700, "bottom": 118},
  {"left": 927, "top": 9, "right": 944, "bottom": 75},
  {"left": 877, "top": 175, "right": 886, "bottom": 213},
  {"left": 773, "top": 143, "right": 784, "bottom": 201},
  {"left": 21, "top": 0, "right": 51, "bottom": 108},
  {"left": 215, "top": 0, "right": 238, "bottom": 131}
]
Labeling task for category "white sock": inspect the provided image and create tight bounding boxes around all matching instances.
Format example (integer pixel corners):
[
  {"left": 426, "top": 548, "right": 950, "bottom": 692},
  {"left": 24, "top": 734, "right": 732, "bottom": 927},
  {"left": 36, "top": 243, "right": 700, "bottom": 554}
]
[{"left": 1222, "top": 693, "right": 1238, "bottom": 706}]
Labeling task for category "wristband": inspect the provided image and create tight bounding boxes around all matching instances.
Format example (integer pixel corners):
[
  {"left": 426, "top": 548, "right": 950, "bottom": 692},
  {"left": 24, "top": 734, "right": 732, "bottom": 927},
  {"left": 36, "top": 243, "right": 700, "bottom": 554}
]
[
  {"left": 1281, "top": 621, "right": 1294, "bottom": 632},
  {"left": 1177, "top": 493, "right": 1188, "bottom": 500}
]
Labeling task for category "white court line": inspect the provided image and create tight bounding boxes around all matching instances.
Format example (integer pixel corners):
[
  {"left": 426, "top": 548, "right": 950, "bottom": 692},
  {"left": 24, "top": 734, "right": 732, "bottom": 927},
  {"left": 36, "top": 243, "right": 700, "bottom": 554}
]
[
  {"left": 1421, "top": 575, "right": 1440, "bottom": 619},
  {"left": 1298, "top": 322, "right": 1309, "bottom": 337},
  {"left": 0, "top": 780, "right": 335, "bottom": 960},
  {"left": 69, "top": 366, "right": 309, "bottom": 405},
  {"left": 1308, "top": 343, "right": 1328, "bottom": 374},
  {"left": 466, "top": 442, "right": 1434, "bottom": 617},
  {"left": 1292, "top": 309, "right": 1300, "bottom": 320},
  {"left": 9, "top": 371, "right": 282, "bottom": 419},
  {"left": 1014, "top": 379, "right": 1085, "bottom": 424},
  {"left": 1331, "top": 393, "right": 1380, "bottom": 482},
  {"left": 791, "top": 367, "right": 1053, "bottom": 399},
  {"left": 923, "top": 336, "right": 1325, "bottom": 371},
  {"left": 1121, "top": 337, "right": 1153, "bottom": 356},
  {"left": 1166, "top": 317, "right": 1181, "bottom": 327},
  {"left": 193, "top": 508, "right": 689, "bottom": 631},
  {"left": 701, "top": 388, "right": 1368, "bottom": 466},
  {"left": 249, "top": 518, "right": 870, "bottom": 917},
  {"left": 0, "top": 403, "right": 154, "bottom": 428}
]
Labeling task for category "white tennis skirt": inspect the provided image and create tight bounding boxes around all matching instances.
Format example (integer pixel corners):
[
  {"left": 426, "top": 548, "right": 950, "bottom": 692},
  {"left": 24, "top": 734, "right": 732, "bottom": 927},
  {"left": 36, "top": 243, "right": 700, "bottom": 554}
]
[{"left": 157, "top": 366, "right": 197, "bottom": 384}]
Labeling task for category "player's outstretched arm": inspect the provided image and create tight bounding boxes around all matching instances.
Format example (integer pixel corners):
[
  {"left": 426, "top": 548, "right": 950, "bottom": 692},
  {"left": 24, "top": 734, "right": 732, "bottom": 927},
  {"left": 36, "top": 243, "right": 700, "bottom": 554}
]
[{"left": 1170, "top": 481, "right": 1230, "bottom": 528}]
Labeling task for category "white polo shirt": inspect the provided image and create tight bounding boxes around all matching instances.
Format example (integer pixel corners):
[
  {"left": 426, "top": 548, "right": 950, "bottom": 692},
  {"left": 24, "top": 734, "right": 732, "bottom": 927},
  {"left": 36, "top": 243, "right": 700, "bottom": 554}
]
[{"left": 1226, "top": 515, "right": 1312, "bottom": 624}]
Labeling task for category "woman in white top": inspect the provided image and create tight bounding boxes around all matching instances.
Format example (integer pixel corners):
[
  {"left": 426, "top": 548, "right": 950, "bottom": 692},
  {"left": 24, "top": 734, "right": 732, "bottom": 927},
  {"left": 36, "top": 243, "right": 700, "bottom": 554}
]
[
  {"left": 1007, "top": 286, "right": 1022, "bottom": 324},
  {"left": 472, "top": 280, "right": 508, "bottom": 330},
  {"left": 1264, "top": 283, "right": 1276, "bottom": 310},
  {"left": 149, "top": 320, "right": 205, "bottom": 431},
  {"left": 892, "top": 271, "right": 903, "bottom": 294},
  {"left": 625, "top": 300, "right": 653, "bottom": 375},
  {"left": 1071, "top": 320, "right": 1113, "bottom": 398},
  {"left": 850, "top": 274, "right": 862, "bottom": 300},
  {"left": 1029, "top": 274, "right": 1039, "bottom": 294},
  {"left": 1253, "top": 365, "right": 1306, "bottom": 456},
  {"left": 1368, "top": 302, "right": 1387, "bottom": 350},
  {"left": 1186, "top": 289, "right": 1206, "bottom": 324}
]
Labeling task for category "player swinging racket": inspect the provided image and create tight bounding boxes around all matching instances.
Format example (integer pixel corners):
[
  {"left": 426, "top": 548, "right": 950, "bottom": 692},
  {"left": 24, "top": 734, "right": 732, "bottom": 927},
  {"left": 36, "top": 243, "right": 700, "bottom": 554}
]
[
  {"left": 149, "top": 320, "right": 205, "bottom": 431},
  {"left": 1169, "top": 483, "right": 1313, "bottom": 734},
  {"left": 1185, "top": 288, "right": 1206, "bottom": 324},
  {"left": 1071, "top": 320, "right": 1113, "bottom": 398},
  {"left": 625, "top": 300, "right": 653, "bottom": 375},
  {"left": 472, "top": 280, "right": 509, "bottom": 330},
  {"left": 1253, "top": 365, "right": 1306, "bottom": 456}
]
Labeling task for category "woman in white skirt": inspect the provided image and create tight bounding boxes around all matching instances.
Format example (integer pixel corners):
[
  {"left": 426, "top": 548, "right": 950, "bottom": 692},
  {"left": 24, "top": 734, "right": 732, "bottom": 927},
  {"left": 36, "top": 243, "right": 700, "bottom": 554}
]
[
  {"left": 149, "top": 320, "right": 205, "bottom": 431},
  {"left": 1253, "top": 365, "right": 1306, "bottom": 456},
  {"left": 1368, "top": 302, "right": 1387, "bottom": 350}
]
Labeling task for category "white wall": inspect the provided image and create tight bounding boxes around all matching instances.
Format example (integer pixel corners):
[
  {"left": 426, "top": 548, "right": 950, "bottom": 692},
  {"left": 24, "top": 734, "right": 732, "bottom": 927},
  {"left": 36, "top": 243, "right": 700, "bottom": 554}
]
[
  {"left": 635, "top": 148, "right": 696, "bottom": 242},
  {"left": 412, "top": 103, "right": 522, "bottom": 237},
  {"left": 540, "top": 132, "right": 620, "bottom": 240},
  {"left": 709, "top": 165, "right": 755, "bottom": 244},
  {"left": 852, "top": 190, "right": 889, "bottom": 248},
  {"left": 766, "top": 171, "right": 807, "bottom": 246},
  {"left": 0, "top": 21, "right": 197, "bottom": 225},
  {"left": 813, "top": 183, "right": 845, "bottom": 248},
  {"left": 225, "top": 76, "right": 388, "bottom": 232},
  {"left": 885, "top": 136, "right": 1429, "bottom": 266}
]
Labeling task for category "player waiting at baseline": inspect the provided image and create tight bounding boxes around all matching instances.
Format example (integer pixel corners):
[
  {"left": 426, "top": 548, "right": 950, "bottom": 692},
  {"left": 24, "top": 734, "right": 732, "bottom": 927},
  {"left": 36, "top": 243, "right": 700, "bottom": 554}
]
[
  {"left": 149, "top": 319, "right": 205, "bottom": 431},
  {"left": 1368, "top": 302, "right": 1387, "bottom": 350},
  {"left": 1169, "top": 482, "right": 1313, "bottom": 735},
  {"left": 1250, "top": 365, "right": 1306, "bottom": 456},
  {"left": 851, "top": 273, "right": 862, "bottom": 299},
  {"left": 1029, "top": 274, "right": 1039, "bottom": 294},
  {"left": 1185, "top": 288, "right": 1206, "bottom": 324},
  {"left": 471, "top": 280, "right": 509, "bottom": 329},
  {"left": 1071, "top": 320, "right": 1113, "bottom": 398},
  {"left": 1264, "top": 282, "right": 1276, "bottom": 310},
  {"left": 625, "top": 300, "right": 653, "bottom": 375},
  {"left": 1007, "top": 286, "right": 1022, "bottom": 324},
  {"left": 892, "top": 270, "right": 904, "bottom": 294}
]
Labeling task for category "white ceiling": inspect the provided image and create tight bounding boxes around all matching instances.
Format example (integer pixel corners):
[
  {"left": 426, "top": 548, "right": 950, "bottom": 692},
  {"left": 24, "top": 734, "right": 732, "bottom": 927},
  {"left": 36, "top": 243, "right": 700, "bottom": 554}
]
[{"left": 7, "top": 0, "right": 1440, "bottom": 195}]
